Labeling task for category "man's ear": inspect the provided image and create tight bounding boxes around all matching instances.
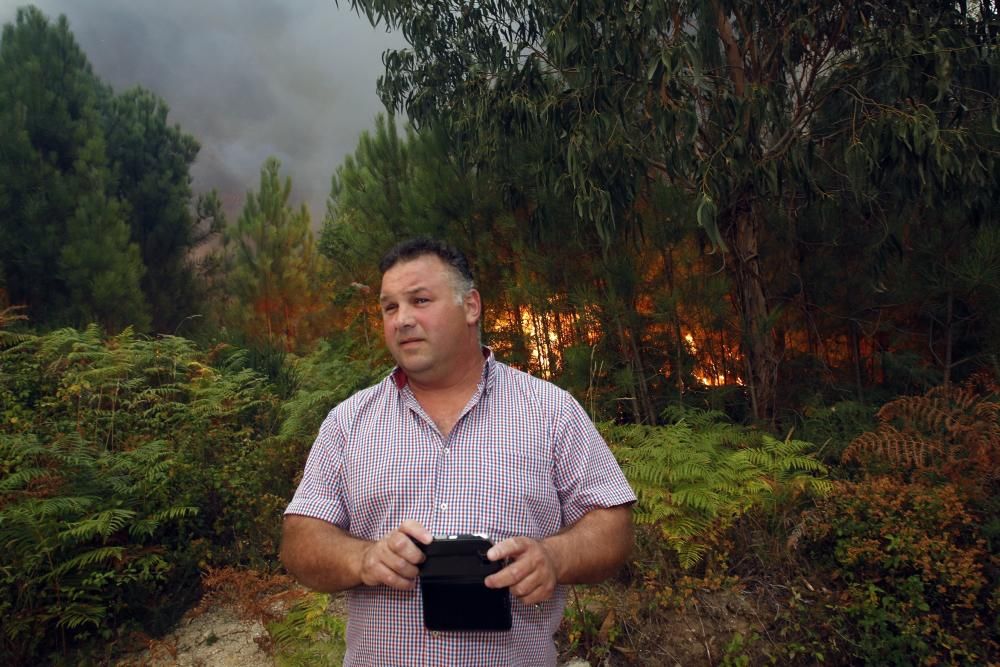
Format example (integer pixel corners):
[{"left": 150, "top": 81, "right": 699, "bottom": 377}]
[{"left": 464, "top": 289, "right": 482, "bottom": 325}]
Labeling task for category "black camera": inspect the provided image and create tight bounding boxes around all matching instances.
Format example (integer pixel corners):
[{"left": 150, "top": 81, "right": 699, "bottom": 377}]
[{"left": 418, "top": 534, "right": 512, "bottom": 632}]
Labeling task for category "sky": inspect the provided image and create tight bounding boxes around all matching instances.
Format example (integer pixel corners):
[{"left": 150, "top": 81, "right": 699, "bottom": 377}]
[{"left": 0, "top": 0, "right": 408, "bottom": 221}]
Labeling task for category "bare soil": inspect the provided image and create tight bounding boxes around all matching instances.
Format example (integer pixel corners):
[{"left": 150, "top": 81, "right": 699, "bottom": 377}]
[
  {"left": 115, "top": 581, "right": 769, "bottom": 666},
  {"left": 116, "top": 604, "right": 273, "bottom": 667}
]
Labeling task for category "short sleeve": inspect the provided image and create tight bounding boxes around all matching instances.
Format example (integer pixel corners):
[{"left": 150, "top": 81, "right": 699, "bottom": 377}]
[
  {"left": 284, "top": 408, "right": 351, "bottom": 528},
  {"left": 551, "top": 393, "right": 636, "bottom": 527}
]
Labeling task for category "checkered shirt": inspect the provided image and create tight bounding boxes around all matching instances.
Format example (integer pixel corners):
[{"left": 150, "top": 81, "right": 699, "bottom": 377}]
[{"left": 285, "top": 349, "right": 636, "bottom": 666}]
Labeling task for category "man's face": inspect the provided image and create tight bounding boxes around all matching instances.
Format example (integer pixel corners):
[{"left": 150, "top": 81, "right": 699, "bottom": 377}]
[{"left": 379, "top": 254, "right": 480, "bottom": 382}]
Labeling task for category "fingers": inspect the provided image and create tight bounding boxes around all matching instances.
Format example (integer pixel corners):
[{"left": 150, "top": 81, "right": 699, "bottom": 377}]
[
  {"left": 484, "top": 537, "right": 557, "bottom": 604},
  {"left": 486, "top": 536, "right": 530, "bottom": 562},
  {"left": 360, "top": 522, "right": 431, "bottom": 590},
  {"left": 397, "top": 520, "right": 433, "bottom": 546}
]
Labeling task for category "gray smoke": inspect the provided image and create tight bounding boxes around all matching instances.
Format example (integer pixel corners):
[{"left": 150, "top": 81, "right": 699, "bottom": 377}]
[{"left": 0, "top": 0, "right": 407, "bottom": 222}]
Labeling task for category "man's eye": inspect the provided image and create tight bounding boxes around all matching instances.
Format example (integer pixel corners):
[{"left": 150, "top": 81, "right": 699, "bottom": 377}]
[{"left": 382, "top": 304, "right": 397, "bottom": 313}]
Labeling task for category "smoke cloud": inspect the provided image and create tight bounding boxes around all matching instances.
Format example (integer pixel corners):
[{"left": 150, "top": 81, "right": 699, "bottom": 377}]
[{"left": 0, "top": 0, "right": 407, "bottom": 221}]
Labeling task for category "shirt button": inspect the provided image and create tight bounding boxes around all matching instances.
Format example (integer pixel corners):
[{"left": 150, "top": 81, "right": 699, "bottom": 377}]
[{"left": 440, "top": 502, "right": 448, "bottom": 511}]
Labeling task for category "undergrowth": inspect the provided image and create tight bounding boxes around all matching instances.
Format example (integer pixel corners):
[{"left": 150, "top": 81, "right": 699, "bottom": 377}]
[
  {"left": 603, "top": 406, "right": 830, "bottom": 569},
  {"left": 195, "top": 567, "right": 346, "bottom": 666}
]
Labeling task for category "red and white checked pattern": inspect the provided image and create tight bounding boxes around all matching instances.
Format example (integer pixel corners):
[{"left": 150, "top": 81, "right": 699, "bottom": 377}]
[{"left": 285, "top": 350, "right": 636, "bottom": 666}]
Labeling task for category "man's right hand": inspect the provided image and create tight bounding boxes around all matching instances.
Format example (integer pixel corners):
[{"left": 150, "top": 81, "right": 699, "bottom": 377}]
[{"left": 359, "top": 520, "right": 433, "bottom": 589}]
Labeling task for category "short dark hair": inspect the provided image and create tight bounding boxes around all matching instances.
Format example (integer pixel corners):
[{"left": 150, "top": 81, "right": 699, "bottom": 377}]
[{"left": 379, "top": 238, "right": 475, "bottom": 289}]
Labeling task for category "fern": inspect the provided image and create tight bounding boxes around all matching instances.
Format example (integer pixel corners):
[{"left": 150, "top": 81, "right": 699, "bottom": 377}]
[
  {"left": 268, "top": 592, "right": 346, "bottom": 667},
  {"left": 606, "top": 409, "right": 829, "bottom": 568},
  {"left": 60, "top": 509, "right": 138, "bottom": 542},
  {"left": 0, "top": 305, "right": 32, "bottom": 350},
  {"left": 0, "top": 424, "right": 202, "bottom": 661},
  {"left": 0, "top": 324, "right": 366, "bottom": 662},
  {"left": 50, "top": 546, "right": 128, "bottom": 577},
  {"left": 56, "top": 603, "right": 108, "bottom": 630},
  {"left": 842, "top": 380, "right": 1000, "bottom": 494}
]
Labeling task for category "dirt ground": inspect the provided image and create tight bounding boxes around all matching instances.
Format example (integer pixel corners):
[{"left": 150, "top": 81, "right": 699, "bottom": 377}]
[
  {"left": 115, "top": 604, "right": 273, "bottom": 667},
  {"left": 115, "top": 588, "right": 770, "bottom": 667},
  {"left": 116, "top": 596, "right": 598, "bottom": 667}
]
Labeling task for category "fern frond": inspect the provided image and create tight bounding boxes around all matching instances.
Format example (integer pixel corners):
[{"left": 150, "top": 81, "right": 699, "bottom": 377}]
[
  {"left": 59, "top": 509, "right": 138, "bottom": 542},
  {"left": 11, "top": 495, "right": 96, "bottom": 519},
  {"left": 845, "top": 426, "right": 943, "bottom": 468},
  {"left": 0, "top": 467, "right": 51, "bottom": 493},
  {"left": 671, "top": 488, "right": 721, "bottom": 512},
  {"left": 149, "top": 506, "right": 199, "bottom": 523},
  {"left": 56, "top": 603, "right": 106, "bottom": 630},
  {"left": 673, "top": 539, "right": 711, "bottom": 570},
  {"left": 49, "top": 546, "right": 125, "bottom": 577}
]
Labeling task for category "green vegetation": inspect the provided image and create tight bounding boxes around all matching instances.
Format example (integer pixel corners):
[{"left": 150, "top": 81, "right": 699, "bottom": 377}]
[
  {"left": 0, "top": 325, "right": 377, "bottom": 662},
  {"left": 1, "top": 2, "right": 998, "bottom": 665},
  {"left": 606, "top": 409, "right": 830, "bottom": 568},
  {"left": 0, "top": 7, "right": 219, "bottom": 334},
  {"left": 220, "top": 158, "right": 331, "bottom": 354},
  {"left": 795, "top": 478, "right": 993, "bottom": 665}
]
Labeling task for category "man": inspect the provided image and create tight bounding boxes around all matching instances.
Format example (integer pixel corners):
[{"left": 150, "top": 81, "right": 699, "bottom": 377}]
[{"left": 281, "top": 238, "right": 635, "bottom": 666}]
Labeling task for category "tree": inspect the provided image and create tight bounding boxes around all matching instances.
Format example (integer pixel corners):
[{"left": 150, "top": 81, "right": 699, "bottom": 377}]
[
  {"left": 58, "top": 173, "right": 150, "bottom": 333},
  {"left": 0, "top": 7, "right": 148, "bottom": 330},
  {"left": 345, "top": 0, "right": 1000, "bottom": 419},
  {"left": 103, "top": 87, "right": 203, "bottom": 332},
  {"left": 224, "top": 158, "right": 328, "bottom": 351},
  {"left": 321, "top": 116, "right": 521, "bottom": 358}
]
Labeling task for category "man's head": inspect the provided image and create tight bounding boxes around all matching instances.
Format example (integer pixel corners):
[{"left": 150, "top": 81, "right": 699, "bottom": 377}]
[
  {"left": 379, "top": 238, "right": 475, "bottom": 305},
  {"left": 378, "top": 238, "right": 482, "bottom": 387}
]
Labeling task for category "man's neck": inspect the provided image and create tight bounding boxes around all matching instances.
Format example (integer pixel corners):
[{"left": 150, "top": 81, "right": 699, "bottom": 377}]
[
  {"left": 407, "top": 347, "right": 486, "bottom": 437},
  {"left": 408, "top": 346, "right": 485, "bottom": 399}
]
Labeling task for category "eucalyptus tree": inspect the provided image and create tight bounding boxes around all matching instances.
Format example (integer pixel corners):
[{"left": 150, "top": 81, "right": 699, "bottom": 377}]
[{"left": 343, "top": 0, "right": 1000, "bottom": 419}]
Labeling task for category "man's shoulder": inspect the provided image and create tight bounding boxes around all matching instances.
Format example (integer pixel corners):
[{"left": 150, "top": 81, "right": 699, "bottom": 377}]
[
  {"left": 491, "top": 359, "right": 572, "bottom": 405},
  {"left": 325, "top": 373, "right": 397, "bottom": 421}
]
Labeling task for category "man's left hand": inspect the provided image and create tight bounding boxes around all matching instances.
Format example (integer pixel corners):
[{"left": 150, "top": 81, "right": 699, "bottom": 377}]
[{"left": 483, "top": 537, "right": 560, "bottom": 605}]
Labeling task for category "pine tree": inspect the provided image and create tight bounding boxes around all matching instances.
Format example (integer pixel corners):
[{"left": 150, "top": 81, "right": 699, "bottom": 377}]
[
  {"left": 0, "top": 7, "right": 148, "bottom": 331},
  {"left": 224, "top": 158, "right": 328, "bottom": 351},
  {"left": 103, "top": 87, "right": 202, "bottom": 332},
  {"left": 58, "top": 180, "right": 150, "bottom": 332}
]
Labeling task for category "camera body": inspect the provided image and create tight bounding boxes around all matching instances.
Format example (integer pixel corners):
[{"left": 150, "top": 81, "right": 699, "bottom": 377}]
[{"left": 418, "top": 534, "right": 512, "bottom": 632}]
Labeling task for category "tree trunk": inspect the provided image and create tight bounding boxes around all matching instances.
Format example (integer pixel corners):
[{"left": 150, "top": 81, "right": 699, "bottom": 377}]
[
  {"left": 730, "top": 207, "right": 781, "bottom": 421},
  {"left": 659, "top": 246, "right": 686, "bottom": 403},
  {"left": 943, "top": 290, "right": 954, "bottom": 390},
  {"left": 627, "top": 322, "right": 657, "bottom": 424},
  {"left": 613, "top": 315, "right": 643, "bottom": 423},
  {"left": 850, "top": 319, "right": 865, "bottom": 403}
]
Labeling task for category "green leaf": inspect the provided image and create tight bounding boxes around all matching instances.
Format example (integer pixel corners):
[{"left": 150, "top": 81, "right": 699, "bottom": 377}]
[{"left": 696, "top": 193, "right": 727, "bottom": 252}]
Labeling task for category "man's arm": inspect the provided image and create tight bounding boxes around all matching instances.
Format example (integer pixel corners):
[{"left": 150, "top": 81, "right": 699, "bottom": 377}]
[
  {"left": 484, "top": 504, "right": 634, "bottom": 605},
  {"left": 280, "top": 515, "right": 432, "bottom": 593}
]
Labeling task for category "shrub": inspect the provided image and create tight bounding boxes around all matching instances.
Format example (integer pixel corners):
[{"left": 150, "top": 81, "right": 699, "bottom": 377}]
[
  {"left": 792, "top": 477, "right": 997, "bottom": 665},
  {"left": 0, "top": 433, "right": 199, "bottom": 662},
  {"left": 0, "top": 326, "right": 282, "bottom": 661},
  {"left": 787, "top": 400, "right": 877, "bottom": 466},
  {"left": 0, "top": 324, "right": 383, "bottom": 662}
]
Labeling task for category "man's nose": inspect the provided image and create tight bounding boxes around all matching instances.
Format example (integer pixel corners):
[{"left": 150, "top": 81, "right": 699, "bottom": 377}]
[{"left": 395, "top": 304, "right": 416, "bottom": 328}]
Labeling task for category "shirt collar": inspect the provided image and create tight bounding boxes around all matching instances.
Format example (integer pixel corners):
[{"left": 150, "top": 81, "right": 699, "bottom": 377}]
[{"left": 391, "top": 346, "right": 496, "bottom": 392}]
